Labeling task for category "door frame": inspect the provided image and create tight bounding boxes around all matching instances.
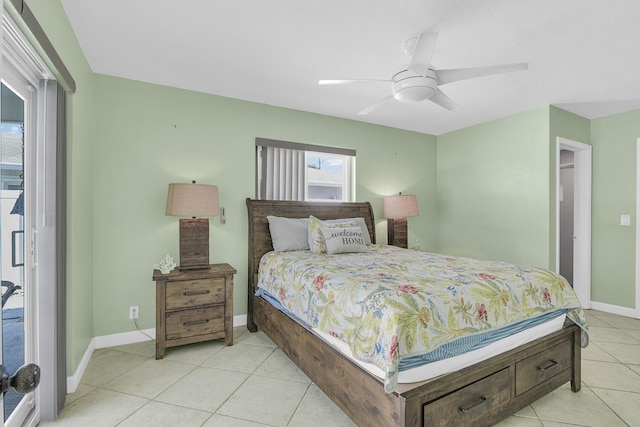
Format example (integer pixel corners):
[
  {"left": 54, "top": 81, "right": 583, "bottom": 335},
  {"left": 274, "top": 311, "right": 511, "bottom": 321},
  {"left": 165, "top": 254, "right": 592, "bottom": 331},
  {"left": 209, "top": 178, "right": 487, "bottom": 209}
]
[
  {"left": 1, "top": 8, "right": 57, "bottom": 427},
  {"left": 635, "top": 139, "right": 640, "bottom": 318},
  {"left": 556, "top": 137, "right": 592, "bottom": 308}
]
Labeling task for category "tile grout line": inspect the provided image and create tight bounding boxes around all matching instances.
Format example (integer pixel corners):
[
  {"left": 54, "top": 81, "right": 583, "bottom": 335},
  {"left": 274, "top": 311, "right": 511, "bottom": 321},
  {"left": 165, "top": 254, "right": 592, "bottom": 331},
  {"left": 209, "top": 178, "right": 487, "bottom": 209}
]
[
  {"left": 285, "top": 383, "right": 313, "bottom": 427},
  {"left": 586, "top": 385, "right": 633, "bottom": 427},
  {"left": 203, "top": 340, "right": 278, "bottom": 424}
]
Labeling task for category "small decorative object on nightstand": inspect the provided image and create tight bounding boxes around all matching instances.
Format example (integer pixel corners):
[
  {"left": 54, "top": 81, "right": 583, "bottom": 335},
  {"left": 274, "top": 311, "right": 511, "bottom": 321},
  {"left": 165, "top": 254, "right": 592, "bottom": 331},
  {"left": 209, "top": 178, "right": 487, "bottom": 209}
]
[
  {"left": 383, "top": 193, "right": 419, "bottom": 248},
  {"left": 154, "top": 253, "right": 176, "bottom": 274},
  {"left": 152, "top": 263, "right": 236, "bottom": 359}
]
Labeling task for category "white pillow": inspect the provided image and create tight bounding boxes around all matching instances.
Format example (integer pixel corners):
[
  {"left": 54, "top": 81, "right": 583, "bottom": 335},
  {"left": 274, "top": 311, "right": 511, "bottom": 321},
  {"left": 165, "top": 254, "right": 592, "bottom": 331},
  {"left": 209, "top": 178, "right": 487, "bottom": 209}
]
[
  {"left": 321, "top": 227, "right": 369, "bottom": 255},
  {"left": 309, "top": 215, "right": 356, "bottom": 254},
  {"left": 267, "top": 216, "right": 310, "bottom": 251}
]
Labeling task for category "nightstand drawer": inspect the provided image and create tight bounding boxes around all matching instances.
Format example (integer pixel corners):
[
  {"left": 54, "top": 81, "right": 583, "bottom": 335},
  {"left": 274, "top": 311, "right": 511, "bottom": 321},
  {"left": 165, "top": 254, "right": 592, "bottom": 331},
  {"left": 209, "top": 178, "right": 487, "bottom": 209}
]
[
  {"left": 515, "top": 338, "right": 572, "bottom": 395},
  {"left": 423, "top": 368, "right": 511, "bottom": 427},
  {"left": 166, "top": 306, "right": 225, "bottom": 340},
  {"left": 166, "top": 278, "right": 226, "bottom": 310}
]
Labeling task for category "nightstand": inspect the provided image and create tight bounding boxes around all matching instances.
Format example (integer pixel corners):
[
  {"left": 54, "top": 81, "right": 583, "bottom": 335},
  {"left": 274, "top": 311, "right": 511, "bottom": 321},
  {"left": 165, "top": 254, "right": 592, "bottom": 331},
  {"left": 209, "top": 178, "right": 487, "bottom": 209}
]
[{"left": 152, "top": 263, "right": 236, "bottom": 359}]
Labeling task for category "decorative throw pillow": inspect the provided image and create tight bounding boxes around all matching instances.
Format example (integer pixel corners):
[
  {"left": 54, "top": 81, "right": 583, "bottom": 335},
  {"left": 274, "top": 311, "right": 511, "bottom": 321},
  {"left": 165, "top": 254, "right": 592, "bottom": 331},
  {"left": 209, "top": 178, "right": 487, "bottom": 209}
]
[
  {"left": 321, "top": 227, "right": 369, "bottom": 255},
  {"left": 309, "top": 215, "right": 356, "bottom": 253},
  {"left": 308, "top": 216, "right": 372, "bottom": 248},
  {"left": 267, "top": 216, "right": 310, "bottom": 251}
]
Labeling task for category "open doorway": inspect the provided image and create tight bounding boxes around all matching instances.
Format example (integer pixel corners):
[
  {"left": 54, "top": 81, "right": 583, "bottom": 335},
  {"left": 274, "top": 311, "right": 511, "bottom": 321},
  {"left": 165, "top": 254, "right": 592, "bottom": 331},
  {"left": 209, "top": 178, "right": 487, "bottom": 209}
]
[
  {"left": 559, "top": 150, "right": 574, "bottom": 285},
  {"left": 556, "top": 137, "right": 592, "bottom": 308}
]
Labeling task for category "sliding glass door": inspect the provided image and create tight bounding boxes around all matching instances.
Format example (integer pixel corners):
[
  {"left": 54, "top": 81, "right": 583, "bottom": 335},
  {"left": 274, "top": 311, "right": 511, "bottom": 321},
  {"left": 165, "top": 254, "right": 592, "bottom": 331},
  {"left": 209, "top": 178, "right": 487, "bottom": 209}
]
[
  {"left": 1, "top": 5, "right": 67, "bottom": 424},
  {"left": 1, "top": 63, "right": 35, "bottom": 427}
]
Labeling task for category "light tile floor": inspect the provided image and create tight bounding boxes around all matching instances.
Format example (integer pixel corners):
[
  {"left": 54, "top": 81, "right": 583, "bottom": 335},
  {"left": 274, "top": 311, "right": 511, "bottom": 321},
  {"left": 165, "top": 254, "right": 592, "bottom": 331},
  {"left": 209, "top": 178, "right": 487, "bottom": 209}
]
[{"left": 40, "top": 310, "right": 640, "bottom": 426}]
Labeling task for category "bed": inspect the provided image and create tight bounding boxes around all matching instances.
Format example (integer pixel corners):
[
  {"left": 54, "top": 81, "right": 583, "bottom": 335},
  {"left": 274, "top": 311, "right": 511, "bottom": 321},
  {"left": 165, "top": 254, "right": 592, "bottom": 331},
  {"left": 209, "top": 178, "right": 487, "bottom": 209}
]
[{"left": 246, "top": 198, "right": 586, "bottom": 427}]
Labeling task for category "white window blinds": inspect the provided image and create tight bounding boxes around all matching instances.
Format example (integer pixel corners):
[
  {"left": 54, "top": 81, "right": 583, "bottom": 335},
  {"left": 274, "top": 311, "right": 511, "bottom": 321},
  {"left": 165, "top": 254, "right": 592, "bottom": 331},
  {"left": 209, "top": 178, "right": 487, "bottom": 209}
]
[{"left": 262, "top": 145, "right": 305, "bottom": 200}]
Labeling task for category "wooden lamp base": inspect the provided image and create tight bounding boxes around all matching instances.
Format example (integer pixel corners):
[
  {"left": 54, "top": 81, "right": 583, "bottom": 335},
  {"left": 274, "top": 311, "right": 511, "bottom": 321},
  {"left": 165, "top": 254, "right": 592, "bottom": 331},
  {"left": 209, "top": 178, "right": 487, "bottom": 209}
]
[
  {"left": 179, "top": 218, "right": 210, "bottom": 269},
  {"left": 387, "top": 218, "right": 408, "bottom": 248}
]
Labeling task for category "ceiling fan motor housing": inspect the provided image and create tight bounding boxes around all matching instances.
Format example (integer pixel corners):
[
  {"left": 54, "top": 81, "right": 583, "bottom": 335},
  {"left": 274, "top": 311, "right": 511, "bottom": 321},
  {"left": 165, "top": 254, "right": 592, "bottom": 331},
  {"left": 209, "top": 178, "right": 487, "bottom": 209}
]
[{"left": 392, "top": 70, "right": 437, "bottom": 102}]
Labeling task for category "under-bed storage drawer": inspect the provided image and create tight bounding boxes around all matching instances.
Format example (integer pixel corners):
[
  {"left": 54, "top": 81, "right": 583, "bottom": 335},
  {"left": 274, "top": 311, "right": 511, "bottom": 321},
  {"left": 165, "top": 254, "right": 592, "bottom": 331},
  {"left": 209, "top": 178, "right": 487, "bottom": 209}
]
[
  {"left": 423, "top": 367, "right": 511, "bottom": 427},
  {"left": 515, "top": 338, "right": 572, "bottom": 395}
]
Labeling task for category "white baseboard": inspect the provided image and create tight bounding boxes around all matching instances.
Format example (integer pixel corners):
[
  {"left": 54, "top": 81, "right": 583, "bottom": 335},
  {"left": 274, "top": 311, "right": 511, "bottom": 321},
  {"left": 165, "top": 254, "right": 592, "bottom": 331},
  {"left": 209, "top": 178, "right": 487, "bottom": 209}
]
[
  {"left": 66, "top": 338, "right": 95, "bottom": 394},
  {"left": 590, "top": 301, "right": 639, "bottom": 319},
  {"left": 234, "top": 314, "right": 247, "bottom": 327},
  {"left": 66, "top": 314, "right": 249, "bottom": 393},
  {"left": 93, "top": 328, "right": 156, "bottom": 349}
]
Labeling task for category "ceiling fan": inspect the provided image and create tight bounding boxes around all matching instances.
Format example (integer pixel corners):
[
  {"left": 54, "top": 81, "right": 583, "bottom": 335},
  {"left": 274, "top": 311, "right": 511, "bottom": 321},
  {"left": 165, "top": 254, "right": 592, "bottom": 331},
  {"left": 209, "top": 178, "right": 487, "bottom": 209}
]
[{"left": 319, "top": 32, "right": 528, "bottom": 115}]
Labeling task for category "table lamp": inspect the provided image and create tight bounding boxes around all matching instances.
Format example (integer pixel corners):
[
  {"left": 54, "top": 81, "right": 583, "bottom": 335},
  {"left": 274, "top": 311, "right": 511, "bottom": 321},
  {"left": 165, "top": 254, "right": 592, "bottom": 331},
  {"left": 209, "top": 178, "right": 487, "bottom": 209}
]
[
  {"left": 383, "top": 193, "right": 419, "bottom": 248},
  {"left": 165, "top": 181, "right": 219, "bottom": 269}
]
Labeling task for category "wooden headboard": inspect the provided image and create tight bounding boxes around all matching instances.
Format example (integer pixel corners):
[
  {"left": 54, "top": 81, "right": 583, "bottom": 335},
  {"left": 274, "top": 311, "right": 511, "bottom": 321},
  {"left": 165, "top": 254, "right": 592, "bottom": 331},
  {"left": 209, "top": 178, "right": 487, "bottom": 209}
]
[{"left": 246, "top": 198, "right": 376, "bottom": 328}]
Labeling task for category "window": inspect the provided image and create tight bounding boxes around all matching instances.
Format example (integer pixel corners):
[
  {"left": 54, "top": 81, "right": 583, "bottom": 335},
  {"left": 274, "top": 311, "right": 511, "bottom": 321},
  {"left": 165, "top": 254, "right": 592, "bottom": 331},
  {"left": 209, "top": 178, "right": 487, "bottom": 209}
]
[
  {"left": 256, "top": 138, "right": 355, "bottom": 202},
  {"left": 1, "top": 120, "right": 24, "bottom": 190},
  {"left": 305, "top": 151, "right": 351, "bottom": 201}
]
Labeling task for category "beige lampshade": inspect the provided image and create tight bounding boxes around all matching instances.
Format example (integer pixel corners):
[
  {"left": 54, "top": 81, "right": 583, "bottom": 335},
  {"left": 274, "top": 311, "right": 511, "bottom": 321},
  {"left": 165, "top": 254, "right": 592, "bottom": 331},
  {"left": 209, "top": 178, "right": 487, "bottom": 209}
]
[
  {"left": 165, "top": 182, "right": 219, "bottom": 217},
  {"left": 383, "top": 194, "right": 419, "bottom": 219}
]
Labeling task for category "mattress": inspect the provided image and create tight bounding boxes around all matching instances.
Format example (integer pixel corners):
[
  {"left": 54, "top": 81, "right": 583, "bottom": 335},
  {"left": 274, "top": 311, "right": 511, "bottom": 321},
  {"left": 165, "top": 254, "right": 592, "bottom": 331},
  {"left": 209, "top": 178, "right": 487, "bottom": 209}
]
[{"left": 257, "top": 245, "right": 588, "bottom": 392}]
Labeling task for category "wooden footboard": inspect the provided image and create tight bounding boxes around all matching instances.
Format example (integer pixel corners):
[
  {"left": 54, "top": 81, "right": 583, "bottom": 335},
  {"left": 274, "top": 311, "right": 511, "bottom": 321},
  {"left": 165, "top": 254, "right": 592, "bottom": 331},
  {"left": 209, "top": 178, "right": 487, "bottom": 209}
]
[{"left": 254, "top": 293, "right": 581, "bottom": 427}]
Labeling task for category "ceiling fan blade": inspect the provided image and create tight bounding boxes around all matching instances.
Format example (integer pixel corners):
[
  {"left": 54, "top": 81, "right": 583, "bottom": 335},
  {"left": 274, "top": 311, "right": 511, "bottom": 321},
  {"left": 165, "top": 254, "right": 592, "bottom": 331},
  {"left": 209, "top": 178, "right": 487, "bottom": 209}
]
[
  {"left": 357, "top": 95, "right": 395, "bottom": 115},
  {"left": 435, "top": 62, "right": 528, "bottom": 85},
  {"left": 429, "top": 88, "right": 456, "bottom": 110},
  {"left": 407, "top": 32, "right": 438, "bottom": 77},
  {"left": 319, "top": 79, "right": 392, "bottom": 85}
]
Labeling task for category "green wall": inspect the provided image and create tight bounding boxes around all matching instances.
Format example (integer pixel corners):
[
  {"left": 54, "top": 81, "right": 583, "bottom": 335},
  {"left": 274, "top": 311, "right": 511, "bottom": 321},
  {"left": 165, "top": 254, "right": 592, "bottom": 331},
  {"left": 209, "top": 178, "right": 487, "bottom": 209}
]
[
  {"left": 28, "top": 0, "right": 97, "bottom": 374},
  {"left": 436, "top": 106, "right": 591, "bottom": 272},
  {"left": 92, "top": 75, "right": 437, "bottom": 336},
  {"left": 436, "top": 107, "right": 552, "bottom": 268},
  {"left": 437, "top": 104, "right": 638, "bottom": 310},
  {"left": 591, "top": 110, "right": 639, "bottom": 308}
]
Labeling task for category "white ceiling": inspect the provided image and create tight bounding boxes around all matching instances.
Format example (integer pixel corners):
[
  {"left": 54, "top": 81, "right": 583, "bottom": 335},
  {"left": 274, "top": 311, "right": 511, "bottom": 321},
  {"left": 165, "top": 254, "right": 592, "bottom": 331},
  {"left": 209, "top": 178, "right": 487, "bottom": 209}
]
[{"left": 60, "top": 0, "right": 640, "bottom": 135}]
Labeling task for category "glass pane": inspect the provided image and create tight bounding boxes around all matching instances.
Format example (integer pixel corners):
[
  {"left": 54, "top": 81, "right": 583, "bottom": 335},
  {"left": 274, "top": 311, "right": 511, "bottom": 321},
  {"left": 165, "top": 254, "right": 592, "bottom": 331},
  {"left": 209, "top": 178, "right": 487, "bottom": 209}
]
[
  {"left": 306, "top": 152, "right": 346, "bottom": 201},
  {"left": 1, "top": 82, "right": 26, "bottom": 421}
]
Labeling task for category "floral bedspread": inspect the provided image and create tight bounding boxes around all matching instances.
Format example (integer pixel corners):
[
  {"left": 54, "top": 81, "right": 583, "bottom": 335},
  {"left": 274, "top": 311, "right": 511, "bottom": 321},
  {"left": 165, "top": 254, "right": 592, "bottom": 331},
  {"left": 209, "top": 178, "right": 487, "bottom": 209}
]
[{"left": 257, "top": 245, "right": 588, "bottom": 392}]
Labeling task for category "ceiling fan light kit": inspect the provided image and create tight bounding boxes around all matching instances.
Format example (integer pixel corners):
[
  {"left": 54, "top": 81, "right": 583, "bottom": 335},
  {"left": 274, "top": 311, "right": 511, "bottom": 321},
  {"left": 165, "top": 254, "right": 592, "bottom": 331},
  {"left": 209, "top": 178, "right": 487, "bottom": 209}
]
[
  {"left": 319, "top": 31, "right": 528, "bottom": 115},
  {"left": 391, "top": 70, "right": 437, "bottom": 102}
]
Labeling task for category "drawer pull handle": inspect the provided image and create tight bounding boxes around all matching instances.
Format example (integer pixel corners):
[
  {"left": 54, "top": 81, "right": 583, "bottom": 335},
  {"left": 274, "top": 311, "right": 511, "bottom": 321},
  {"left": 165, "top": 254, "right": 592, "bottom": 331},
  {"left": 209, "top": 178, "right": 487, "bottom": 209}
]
[
  {"left": 183, "top": 319, "right": 209, "bottom": 326},
  {"left": 537, "top": 359, "right": 558, "bottom": 372},
  {"left": 183, "top": 290, "right": 210, "bottom": 296},
  {"left": 458, "top": 396, "right": 487, "bottom": 414}
]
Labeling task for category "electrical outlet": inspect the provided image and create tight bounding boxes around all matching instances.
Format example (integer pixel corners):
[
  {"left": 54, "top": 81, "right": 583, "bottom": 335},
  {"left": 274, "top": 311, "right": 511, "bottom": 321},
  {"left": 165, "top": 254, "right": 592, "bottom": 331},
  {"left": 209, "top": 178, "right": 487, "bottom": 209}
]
[
  {"left": 129, "top": 306, "right": 139, "bottom": 319},
  {"left": 621, "top": 214, "right": 631, "bottom": 226}
]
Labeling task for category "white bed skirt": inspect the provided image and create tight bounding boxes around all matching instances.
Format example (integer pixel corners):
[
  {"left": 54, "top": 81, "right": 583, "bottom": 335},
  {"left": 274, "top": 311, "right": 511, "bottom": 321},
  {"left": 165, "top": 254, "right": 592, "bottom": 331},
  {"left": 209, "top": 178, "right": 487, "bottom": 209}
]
[{"left": 314, "top": 314, "right": 567, "bottom": 384}]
